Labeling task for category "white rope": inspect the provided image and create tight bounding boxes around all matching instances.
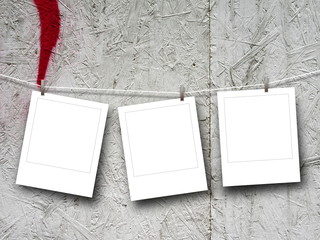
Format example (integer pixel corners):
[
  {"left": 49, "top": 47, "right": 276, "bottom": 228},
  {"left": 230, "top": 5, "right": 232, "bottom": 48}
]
[
  {"left": 1, "top": 69, "right": 320, "bottom": 97},
  {"left": 188, "top": 69, "right": 320, "bottom": 94}
]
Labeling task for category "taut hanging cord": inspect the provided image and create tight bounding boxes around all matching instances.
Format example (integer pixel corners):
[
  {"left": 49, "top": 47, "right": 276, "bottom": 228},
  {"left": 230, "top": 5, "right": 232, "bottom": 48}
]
[{"left": 1, "top": 69, "right": 320, "bottom": 97}]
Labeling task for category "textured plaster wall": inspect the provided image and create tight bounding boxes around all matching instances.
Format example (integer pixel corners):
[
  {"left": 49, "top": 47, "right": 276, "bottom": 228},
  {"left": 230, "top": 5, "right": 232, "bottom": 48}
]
[{"left": 0, "top": 0, "right": 320, "bottom": 239}]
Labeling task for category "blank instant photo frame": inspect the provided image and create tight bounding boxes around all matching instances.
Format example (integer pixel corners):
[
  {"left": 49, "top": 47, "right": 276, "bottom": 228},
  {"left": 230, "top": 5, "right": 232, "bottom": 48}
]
[
  {"left": 217, "top": 87, "right": 300, "bottom": 187},
  {"left": 118, "top": 97, "right": 208, "bottom": 201},
  {"left": 16, "top": 91, "right": 108, "bottom": 197}
]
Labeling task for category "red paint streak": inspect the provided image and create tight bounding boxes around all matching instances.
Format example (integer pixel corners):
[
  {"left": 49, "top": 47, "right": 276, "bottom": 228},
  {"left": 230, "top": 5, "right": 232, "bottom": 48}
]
[{"left": 34, "top": 0, "right": 60, "bottom": 86}]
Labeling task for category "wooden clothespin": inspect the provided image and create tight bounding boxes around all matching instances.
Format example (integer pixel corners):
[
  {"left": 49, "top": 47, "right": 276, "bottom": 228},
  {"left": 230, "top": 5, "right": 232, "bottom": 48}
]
[
  {"left": 264, "top": 78, "right": 269, "bottom": 93},
  {"left": 41, "top": 80, "right": 45, "bottom": 96},
  {"left": 180, "top": 85, "right": 185, "bottom": 101}
]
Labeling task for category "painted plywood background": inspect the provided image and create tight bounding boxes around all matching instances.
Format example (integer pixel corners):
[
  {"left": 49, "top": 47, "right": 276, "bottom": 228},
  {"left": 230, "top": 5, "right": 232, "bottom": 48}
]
[{"left": 1, "top": 0, "right": 320, "bottom": 239}]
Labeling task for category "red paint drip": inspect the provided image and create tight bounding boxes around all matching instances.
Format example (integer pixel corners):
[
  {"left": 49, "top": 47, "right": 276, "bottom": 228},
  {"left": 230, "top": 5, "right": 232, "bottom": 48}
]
[{"left": 34, "top": 0, "right": 60, "bottom": 86}]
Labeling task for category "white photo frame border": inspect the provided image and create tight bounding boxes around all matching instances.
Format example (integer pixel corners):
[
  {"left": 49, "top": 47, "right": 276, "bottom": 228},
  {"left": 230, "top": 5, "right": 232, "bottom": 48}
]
[
  {"left": 217, "top": 87, "right": 300, "bottom": 187},
  {"left": 16, "top": 91, "right": 109, "bottom": 197},
  {"left": 118, "top": 97, "right": 208, "bottom": 201}
]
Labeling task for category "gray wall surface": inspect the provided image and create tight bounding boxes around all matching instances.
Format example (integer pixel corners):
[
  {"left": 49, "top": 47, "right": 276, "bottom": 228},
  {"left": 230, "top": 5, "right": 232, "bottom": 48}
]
[{"left": 1, "top": 0, "right": 320, "bottom": 239}]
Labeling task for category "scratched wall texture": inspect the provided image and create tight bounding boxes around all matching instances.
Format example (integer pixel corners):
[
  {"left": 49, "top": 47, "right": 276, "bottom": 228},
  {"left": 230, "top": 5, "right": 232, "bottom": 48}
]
[{"left": 0, "top": 0, "right": 320, "bottom": 239}]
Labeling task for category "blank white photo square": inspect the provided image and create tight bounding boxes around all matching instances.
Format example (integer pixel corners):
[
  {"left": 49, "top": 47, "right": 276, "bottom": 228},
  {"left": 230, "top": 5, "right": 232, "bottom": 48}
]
[
  {"left": 218, "top": 88, "right": 300, "bottom": 187},
  {"left": 16, "top": 91, "right": 108, "bottom": 197},
  {"left": 118, "top": 97, "right": 207, "bottom": 201}
]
